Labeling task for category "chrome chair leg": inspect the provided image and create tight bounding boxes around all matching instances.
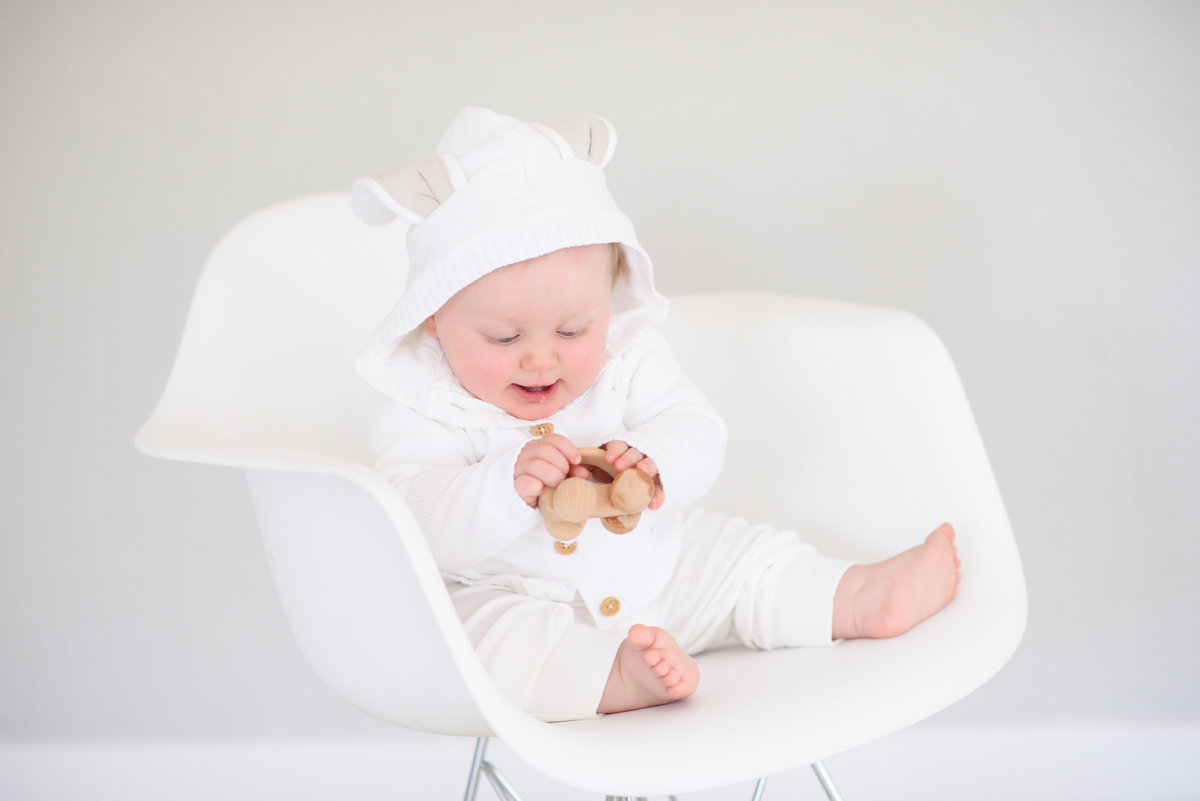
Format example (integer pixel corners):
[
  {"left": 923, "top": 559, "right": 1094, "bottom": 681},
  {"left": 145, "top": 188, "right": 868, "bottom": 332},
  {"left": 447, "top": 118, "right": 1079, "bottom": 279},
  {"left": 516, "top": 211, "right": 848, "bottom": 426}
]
[
  {"left": 481, "top": 759, "right": 525, "bottom": 801},
  {"left": 463, "top": 738, "right": 488, "bottom": 801},
  {"left": 463, "top": 737, "right": 526, "bottom": 801},
  {"left": 465, "top": 738, "right": 792, "bottom": 801},
  {"left": 811, "top": 761, "right": 845, "bottom": 801}
]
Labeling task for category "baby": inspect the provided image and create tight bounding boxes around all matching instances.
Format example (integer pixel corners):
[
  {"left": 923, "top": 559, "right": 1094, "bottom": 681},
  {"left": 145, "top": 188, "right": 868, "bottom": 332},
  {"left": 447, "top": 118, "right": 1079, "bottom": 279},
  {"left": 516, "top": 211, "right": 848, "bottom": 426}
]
[{"left": 353, "top": 108, "right": 959, "bottom": 720}]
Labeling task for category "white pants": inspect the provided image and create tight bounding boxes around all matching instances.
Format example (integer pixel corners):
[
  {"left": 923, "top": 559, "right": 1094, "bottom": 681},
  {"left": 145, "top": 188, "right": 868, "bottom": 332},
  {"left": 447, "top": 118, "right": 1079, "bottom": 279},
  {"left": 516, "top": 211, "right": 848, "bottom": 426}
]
[{"left": 447, "top": 510, "right": 853, "bottom": 721}]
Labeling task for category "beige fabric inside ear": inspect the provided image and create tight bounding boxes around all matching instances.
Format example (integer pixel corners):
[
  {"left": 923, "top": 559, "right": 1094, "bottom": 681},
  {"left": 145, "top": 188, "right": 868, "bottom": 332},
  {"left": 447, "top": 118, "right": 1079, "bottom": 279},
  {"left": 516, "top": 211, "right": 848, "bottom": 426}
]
[
  {"left": 362, "top": 154, "right": 458, "bottom": 223},
  {"left": 539, "top": 116, "right": 615, "bottom": 168}
]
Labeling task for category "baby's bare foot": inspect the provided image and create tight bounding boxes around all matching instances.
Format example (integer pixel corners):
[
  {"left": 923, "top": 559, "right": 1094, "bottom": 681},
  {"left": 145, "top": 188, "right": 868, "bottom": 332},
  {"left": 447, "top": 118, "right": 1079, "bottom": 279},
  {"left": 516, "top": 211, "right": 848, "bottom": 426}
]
[
  {"left": 833, "top": 523, "right": 961, "bottom": 640},
  {"left": 596, "top": 624, "right": 699, "bottom": 714}
]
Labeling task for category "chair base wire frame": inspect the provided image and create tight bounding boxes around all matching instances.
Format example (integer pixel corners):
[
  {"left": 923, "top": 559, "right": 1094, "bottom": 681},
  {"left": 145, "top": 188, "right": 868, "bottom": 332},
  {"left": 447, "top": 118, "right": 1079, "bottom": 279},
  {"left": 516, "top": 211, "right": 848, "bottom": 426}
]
[
  {"left": 464, "top": 738, "right": 524, "bottom": 801},
  {"left": 462, "top": 738, "right": 844, "bottom": 801}
]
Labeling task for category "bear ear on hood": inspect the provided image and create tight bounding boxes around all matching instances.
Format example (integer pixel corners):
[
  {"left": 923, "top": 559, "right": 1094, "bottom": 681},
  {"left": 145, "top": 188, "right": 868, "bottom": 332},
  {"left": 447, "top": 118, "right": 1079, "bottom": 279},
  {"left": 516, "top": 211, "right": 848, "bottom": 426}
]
[
  {"left": 530, "top": 115, "right": 617, "bottom": 168},
  {"left": 351, "top": 153, "right": 466, "bottom": 226},
  {"left": 351, "top": 114, "right": 617, "bottom": 226}
]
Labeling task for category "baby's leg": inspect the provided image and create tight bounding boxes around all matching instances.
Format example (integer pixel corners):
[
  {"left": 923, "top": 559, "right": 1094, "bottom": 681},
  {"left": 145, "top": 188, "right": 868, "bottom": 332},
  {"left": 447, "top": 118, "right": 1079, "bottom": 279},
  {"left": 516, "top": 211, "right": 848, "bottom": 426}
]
[
  {"left": 597, "top": 624, "right": 699, "bottom": 714},
  {"left": 832, "top": 523, "right": 961, "bottom": 640}
]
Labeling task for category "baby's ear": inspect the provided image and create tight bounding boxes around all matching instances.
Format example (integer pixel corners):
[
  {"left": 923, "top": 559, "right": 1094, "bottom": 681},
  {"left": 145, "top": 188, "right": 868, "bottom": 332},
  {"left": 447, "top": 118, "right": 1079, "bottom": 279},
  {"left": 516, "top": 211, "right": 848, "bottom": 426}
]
[
  {"left": 352, "top": 154, "right": 466, "bottom": 225},
  {"left": 533, "top": 116, "right": 617, "bottom": 168},
  {"left": 422, "top": 315, "right": 439, "bottom": 339}
]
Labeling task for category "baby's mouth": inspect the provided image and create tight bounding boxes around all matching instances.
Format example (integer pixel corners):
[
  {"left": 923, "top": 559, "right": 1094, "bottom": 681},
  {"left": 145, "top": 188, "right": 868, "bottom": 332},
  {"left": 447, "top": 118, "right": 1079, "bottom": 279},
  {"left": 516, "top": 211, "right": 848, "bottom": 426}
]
[{"left": 512, "top": 381, "right": 560, "bottom": 402}]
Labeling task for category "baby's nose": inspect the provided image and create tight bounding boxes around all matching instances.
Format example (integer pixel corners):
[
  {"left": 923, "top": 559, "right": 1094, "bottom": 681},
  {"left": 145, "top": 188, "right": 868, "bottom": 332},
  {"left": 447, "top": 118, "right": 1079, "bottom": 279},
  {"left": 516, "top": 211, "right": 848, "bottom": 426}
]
[{"left": 520, "top": 344, "right": 557, "bottom": 371}]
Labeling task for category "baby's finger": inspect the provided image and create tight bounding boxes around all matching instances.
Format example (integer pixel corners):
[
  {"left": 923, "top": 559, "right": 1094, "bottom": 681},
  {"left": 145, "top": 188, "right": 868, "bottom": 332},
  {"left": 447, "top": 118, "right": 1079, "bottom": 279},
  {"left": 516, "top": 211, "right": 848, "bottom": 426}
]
[
  {"left": 633, "top": 457, "right": 659, "bottom": 477},
  {"left": 521, "top": 439, "right": 576, "bottom": 475},
  {"left": 541, "top": 433, "right": 582, "bottom": 465},
  {"left": 611, "top": 446, "right": 645, "bottom": 472},
  {"left": 603, "top": 439, "right": 629, "bottom": 464},
  {"left": 514, "top": 474, "right": 546, "bottom": 506},
  {"left": 648, "top": 486, "right": 666, "bottom": 511},
  {"left": 526, "top": 457, "right": 574, "bottom": 487}
]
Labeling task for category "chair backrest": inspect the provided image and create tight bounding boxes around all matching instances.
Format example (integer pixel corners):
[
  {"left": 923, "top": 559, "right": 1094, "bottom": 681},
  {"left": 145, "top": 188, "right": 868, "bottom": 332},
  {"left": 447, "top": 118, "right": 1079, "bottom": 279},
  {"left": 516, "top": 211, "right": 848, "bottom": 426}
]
[
  {"left": 138, "top": 193, "right": 407, "bottom": 465},
  {"left": 663, "top": 294, "right": 1010, "bottom": 564},
  {"left": 138, "top": 194, "right": 510, "bottom": 733},
  {"left": 140, "top": 189, "right": 1019, "bottom": 616}
]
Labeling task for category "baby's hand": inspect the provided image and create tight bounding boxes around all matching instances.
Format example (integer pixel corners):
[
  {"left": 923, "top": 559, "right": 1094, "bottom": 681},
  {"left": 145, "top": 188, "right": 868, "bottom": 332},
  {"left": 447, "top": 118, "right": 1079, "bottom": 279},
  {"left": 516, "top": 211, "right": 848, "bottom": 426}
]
[
  {"left": 514, "top": 434, "right": 590, "bottom": 508},
  {"left": 602, "top": 440, "right": 666, "bottom": 510}
]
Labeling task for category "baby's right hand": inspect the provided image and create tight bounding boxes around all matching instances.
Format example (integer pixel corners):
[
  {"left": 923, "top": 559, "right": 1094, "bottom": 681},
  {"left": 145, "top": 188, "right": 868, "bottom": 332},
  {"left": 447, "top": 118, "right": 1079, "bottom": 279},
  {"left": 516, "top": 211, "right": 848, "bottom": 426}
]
[{"left": 514, "top": 434, "right": 590, "bottom": 508}]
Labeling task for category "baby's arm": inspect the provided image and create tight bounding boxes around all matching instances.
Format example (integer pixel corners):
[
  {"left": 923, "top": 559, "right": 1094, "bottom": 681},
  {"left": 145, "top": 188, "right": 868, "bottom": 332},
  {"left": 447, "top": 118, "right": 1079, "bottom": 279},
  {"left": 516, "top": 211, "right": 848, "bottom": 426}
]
[
  {"left": 609, "top": 330, "right": 728, "bottom": 510},
  {"left": 369, "top": 400, "right": 542, "bottom": 570}
]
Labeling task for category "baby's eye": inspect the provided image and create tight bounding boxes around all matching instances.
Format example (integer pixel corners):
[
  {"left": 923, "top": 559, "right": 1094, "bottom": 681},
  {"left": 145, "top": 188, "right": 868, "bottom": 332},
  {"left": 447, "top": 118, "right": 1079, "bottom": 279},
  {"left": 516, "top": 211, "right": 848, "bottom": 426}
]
[
  {"left": 557, "top": 327, "right": 585, "bottom": 339},
  {"left": 489, "top": 334, "right": 520, "bottom": 345}
]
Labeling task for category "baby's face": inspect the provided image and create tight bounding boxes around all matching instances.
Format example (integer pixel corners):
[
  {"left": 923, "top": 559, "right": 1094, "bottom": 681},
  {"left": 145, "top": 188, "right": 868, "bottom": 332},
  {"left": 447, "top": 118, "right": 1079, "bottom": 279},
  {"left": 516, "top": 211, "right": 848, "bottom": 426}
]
[{"left": 425, "top": 244, "right": 615, "bottom": 420}]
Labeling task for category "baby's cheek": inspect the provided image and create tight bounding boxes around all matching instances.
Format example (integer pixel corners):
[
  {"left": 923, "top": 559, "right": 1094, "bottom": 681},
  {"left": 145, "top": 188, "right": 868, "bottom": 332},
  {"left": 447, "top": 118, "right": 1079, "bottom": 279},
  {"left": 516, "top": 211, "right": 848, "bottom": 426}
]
[
  {"left": 573, "top": 342, "right": 608, "bottom": 385},
  {"left": 455, "top": 354, "right": 512, "bottom": 400}
]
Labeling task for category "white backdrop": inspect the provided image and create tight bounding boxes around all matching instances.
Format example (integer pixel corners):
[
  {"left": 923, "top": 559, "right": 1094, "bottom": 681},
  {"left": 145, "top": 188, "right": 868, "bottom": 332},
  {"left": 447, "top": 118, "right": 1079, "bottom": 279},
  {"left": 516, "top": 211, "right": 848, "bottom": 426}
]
[{"left": 2, "top": 0, "right": 1197, "bottom": 743}]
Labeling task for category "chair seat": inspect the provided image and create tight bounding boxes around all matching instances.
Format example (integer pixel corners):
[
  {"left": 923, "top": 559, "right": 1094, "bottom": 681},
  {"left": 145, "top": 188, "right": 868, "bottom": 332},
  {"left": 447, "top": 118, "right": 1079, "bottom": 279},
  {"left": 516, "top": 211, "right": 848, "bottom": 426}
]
[{"left": 471, "top": 554, "right": 1018, "bottom": 796}]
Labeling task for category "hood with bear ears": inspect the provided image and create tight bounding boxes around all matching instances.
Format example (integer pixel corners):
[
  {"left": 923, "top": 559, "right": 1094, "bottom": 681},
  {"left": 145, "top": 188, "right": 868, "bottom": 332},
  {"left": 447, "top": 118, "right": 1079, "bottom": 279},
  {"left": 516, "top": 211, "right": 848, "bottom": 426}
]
[{"left": 352, "top": 107, "right": 669, "bottom": 408}]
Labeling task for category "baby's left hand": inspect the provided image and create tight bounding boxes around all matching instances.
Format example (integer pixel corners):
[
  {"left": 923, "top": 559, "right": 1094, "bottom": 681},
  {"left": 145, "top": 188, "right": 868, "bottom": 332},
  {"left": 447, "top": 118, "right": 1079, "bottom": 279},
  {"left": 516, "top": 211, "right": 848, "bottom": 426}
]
[{"left": 602, "top": 440, "right": 665, "bottom": 511}]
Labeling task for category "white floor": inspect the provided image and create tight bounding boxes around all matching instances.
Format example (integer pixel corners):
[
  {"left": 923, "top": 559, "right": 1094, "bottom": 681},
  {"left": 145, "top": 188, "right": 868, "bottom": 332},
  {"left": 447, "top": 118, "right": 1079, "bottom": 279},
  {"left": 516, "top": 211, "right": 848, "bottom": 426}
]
[{"left": 3, "top": 722, "right": 1198, "bottom": 801}]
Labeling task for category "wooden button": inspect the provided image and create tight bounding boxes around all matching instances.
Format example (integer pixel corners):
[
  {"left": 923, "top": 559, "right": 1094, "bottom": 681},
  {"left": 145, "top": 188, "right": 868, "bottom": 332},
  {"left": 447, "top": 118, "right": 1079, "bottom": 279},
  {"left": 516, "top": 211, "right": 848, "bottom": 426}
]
[
  {"left": 554, "top": 541, "right": 577, "bottom": 555},
  {"left": 600, "top": 596, "right": 621, "bottom": 617},
  {"left": 530, "top": 423, "right": 554, "bottom": 437}
]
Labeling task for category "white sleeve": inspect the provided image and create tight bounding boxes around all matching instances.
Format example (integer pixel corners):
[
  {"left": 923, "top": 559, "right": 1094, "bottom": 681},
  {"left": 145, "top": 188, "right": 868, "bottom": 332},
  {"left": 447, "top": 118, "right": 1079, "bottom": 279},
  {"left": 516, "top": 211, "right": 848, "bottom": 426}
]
[
  {"left": 611, "top": 330, "right": 728, "bottom": 509},
  {"left": 368, "top": 399, "right": 541, "bottom": 572}
]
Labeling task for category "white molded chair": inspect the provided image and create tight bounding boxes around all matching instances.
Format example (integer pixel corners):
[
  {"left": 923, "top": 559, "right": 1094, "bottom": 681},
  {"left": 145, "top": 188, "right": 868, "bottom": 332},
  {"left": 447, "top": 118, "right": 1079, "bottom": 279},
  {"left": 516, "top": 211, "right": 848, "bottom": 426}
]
[{"left": 136, "top": 194, "right": 1026, "bottom": 800}]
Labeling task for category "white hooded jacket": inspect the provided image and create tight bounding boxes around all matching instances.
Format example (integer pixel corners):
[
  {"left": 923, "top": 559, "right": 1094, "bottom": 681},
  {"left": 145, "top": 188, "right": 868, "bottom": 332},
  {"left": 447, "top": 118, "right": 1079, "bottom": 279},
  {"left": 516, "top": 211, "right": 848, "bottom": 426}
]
[
  {"left": 354, "top": 108, "right": 727, "bottom": 631},
  {"left": 369, "top": 324, "right": 726, "bottom": 632}
]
